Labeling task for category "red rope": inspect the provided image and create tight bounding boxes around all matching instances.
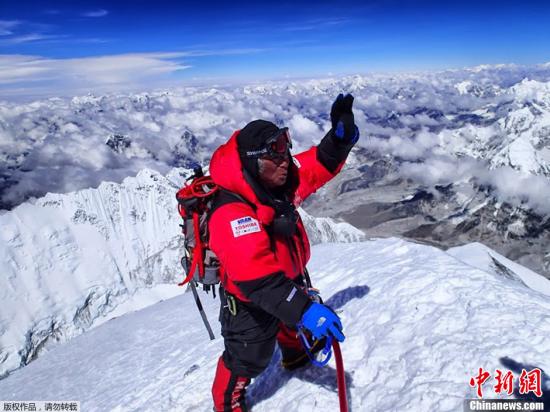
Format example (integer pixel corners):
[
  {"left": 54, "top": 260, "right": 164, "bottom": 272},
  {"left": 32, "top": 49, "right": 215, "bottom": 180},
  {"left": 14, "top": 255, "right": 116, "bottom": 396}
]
[
  {"left": 176, "top": 175, "right": 218, "bottom": 285},
  {"left": 193, "top": 211, "right": 205, "bottom": 279},
  {"left": 176, "top": 176, "right": 218, "bottom": 217},
  {"left": 189, "top": 176, "right": 218, "bottom": 198},
  {"left": 333, "top": 340, "right": 349, "bottom": 412}
]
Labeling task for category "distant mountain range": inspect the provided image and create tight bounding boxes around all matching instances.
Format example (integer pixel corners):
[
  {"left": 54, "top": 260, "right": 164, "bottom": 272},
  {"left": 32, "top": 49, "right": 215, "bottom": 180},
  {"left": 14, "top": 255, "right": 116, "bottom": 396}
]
[{"left": 2, "top": 63, "right": 550, "bottom": 210}]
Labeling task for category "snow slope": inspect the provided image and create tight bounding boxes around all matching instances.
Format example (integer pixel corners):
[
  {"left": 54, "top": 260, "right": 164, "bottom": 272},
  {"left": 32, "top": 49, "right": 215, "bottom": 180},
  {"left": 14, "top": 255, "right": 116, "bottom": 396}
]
[
  {"left": 447, "top": 242, "right": 550, "bottom": 297},
  {"left": 0, "top": 238, "right": 548, "bottom": 411},
  {"left": 0, "top": 168, "right": 365, "bottom": 379}
]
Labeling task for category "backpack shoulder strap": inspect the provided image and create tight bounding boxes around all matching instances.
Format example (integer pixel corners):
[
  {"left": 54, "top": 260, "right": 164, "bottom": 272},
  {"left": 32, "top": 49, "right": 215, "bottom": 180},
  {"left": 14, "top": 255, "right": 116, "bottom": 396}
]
[{"left": 209, "top": 188, "right": 256, "bottom": 217}]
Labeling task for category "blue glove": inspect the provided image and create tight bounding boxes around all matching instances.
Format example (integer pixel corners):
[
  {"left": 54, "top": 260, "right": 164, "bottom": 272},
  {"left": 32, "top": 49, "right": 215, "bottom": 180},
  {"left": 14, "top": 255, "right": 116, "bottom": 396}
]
[
  {"left": 299, "top": 302, "right": 345, "bottom": 342},
  {"left": 330, "top": 93, "right": 359, "bottom": 144}
]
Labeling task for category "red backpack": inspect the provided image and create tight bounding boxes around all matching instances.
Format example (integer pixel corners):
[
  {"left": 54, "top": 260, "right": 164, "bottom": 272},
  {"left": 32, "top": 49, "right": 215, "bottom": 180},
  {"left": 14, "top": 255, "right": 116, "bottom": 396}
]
[{"left": 176, "top": 166, "right": 220, "bottom": 339}]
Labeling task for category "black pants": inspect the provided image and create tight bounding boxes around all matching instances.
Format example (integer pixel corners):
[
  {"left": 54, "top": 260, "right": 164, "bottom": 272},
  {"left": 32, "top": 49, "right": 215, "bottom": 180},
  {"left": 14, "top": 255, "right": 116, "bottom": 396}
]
[
  {"left": 218, "top": 272, "right": 309, "bottom": 377},
  {"left": 219, "top": 287, "right": 281, "bottom": 378}
]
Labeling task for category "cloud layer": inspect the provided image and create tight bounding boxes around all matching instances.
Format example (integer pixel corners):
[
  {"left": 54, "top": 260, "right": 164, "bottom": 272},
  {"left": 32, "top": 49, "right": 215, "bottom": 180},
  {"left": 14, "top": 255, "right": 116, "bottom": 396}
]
[
  {"left": 1, "top": 63, "right": 550, "bottom": 215},
  {"left": 81, "top": 9, "right": 109, "bottom": 18},
  {"left": 0, "top": 48, "right": 269, "bottom": 100},
  {"left": 0, "top": 53, "right": 191, "bottom": 97}
]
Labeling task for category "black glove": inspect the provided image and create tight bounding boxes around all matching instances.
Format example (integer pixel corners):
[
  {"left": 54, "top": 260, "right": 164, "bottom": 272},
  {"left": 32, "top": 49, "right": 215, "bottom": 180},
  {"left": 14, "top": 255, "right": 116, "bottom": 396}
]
[{"left": 330, "top": 93, "right": 359, "bottom": 144}]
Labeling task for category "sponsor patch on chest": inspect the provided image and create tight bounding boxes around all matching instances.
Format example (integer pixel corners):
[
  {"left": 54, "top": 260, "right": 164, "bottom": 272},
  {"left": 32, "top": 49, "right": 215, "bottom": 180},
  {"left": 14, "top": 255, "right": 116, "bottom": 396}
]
[{"left": 230, "top": 216, "right": 261, "bottom": 238}]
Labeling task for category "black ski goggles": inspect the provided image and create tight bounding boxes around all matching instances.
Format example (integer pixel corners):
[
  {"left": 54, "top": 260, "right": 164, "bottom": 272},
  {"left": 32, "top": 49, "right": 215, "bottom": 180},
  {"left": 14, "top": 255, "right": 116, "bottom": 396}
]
[{"left": 244, "top": 128, "right": 292, "bottom": 159}]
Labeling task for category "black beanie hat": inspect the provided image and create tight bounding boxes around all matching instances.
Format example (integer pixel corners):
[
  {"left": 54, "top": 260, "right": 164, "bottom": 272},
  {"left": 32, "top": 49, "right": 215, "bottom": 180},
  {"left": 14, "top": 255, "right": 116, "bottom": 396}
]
[
  {"left": 237, "top": 119, "right": 280, "bottom": 154},
  {"left": 237, "top": 119, "right": 281, "bottom": 177}
]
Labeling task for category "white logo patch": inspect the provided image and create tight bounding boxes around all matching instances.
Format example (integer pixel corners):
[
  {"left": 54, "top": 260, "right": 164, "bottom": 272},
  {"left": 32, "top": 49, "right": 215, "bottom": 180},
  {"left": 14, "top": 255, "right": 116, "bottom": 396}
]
[
  {"left": 230, "top": 216, "right": 261, "bottom": 238},
  {"left": 286, "top": 287, "right": 297, "bottom": 302},
  {"left": 292, "top": 156, "right": 301, "bottom": 168}
]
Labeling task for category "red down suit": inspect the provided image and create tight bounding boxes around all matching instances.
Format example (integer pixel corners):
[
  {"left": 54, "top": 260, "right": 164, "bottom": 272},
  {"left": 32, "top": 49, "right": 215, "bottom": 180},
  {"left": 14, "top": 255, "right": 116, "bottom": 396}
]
[
  {"left": 208, "top": 128, "right": 354, "bottom": 325},
  {"left": 208, "top": 127, "right": 355, "bottom": 411}
]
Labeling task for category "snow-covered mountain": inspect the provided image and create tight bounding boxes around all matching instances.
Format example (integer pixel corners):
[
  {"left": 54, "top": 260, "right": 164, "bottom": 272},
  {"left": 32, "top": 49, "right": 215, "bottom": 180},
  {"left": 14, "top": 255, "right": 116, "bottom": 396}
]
[
  {"left": 442, "top": 78, "right": 550, "bottom": 177},
  {"left": 2, "top": 63, "right": 550, "bottom": 212},
  {"left": 0, "top": 168, "right": 364, "bottom": 380},
  {"left": 0, "top": 238, "right": 548, "bottom": 411}
]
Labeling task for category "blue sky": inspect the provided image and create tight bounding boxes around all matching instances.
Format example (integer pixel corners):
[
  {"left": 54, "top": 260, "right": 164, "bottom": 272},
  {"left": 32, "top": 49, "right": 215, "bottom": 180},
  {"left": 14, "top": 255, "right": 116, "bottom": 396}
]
[{"left": 1, "top": 0, "right": 549, "bottom": 99}]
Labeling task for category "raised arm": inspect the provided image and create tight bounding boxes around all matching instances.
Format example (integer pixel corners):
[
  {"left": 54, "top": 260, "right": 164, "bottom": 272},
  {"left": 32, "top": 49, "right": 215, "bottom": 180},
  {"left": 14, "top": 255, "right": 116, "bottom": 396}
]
[{"left": 293, "top": 93, "right": 360, "bottom": 206}]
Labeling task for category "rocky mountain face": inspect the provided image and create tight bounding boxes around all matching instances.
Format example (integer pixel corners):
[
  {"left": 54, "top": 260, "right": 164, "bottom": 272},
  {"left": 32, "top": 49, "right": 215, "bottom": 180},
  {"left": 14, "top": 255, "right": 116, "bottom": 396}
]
[
  {"left": 0, "top": 168, "right": 364, "bottom": 380},
  {"left": 303, "top": 146, "right": 550, "bottom": 281}
]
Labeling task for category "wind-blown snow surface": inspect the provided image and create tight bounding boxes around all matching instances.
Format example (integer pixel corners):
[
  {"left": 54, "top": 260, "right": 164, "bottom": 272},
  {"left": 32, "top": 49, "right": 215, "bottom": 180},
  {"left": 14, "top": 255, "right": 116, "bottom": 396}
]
[
  {"left": 447, "top": 242, "right": 550, "bottom": 297},
  {"left": 2, "top": 63, "right": 550, "bottom": 213},
  {"left": 0, "top": 168, "right": 365, "bottom": 379},
  {"left": 0, "top": 238, "right": 548, "bottom": 411}
]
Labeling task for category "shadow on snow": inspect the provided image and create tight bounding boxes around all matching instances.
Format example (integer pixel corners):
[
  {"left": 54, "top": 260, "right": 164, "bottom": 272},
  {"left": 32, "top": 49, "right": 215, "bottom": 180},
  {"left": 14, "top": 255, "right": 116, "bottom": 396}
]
[
  {"left": 324, "top": 285, "right": 370, "bottom": 310},
  {"left": 247, "top": 348, "right": 355, "bottom": 411},
  {"left": 499, "top": 357, "right": 549, "bottom": 407},
  {"left": 247, "top": 285, "right": 370, "bottom": 411}
]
